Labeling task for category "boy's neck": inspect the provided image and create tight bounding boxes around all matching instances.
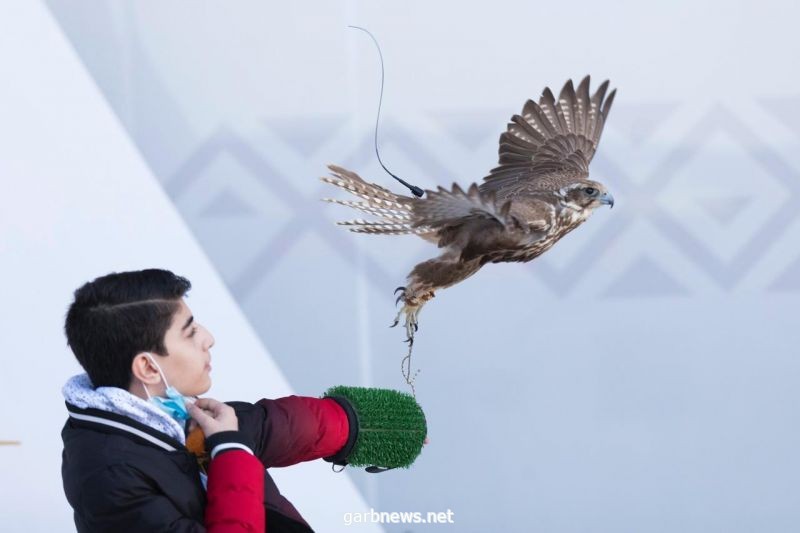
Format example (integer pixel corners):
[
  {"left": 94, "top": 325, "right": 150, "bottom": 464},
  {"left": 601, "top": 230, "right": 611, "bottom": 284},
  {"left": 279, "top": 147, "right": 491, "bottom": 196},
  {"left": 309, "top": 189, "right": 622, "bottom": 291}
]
[{"left": 128, "top": 380, "right": 152, "bottom": 402}]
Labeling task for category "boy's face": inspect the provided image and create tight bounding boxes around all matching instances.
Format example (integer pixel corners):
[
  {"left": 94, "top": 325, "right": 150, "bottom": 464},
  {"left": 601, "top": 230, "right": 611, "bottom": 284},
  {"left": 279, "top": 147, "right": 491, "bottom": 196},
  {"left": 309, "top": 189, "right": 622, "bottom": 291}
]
[{"left": 156, "top": 299, "right": 215, "bottom": 397}]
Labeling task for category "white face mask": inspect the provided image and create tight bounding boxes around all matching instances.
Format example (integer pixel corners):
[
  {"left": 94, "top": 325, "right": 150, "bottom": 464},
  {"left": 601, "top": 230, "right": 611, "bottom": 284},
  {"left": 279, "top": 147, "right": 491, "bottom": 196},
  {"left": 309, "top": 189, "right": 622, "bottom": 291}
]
[{"left": 141, "top": 353, "right": 194, "bottom": 422}]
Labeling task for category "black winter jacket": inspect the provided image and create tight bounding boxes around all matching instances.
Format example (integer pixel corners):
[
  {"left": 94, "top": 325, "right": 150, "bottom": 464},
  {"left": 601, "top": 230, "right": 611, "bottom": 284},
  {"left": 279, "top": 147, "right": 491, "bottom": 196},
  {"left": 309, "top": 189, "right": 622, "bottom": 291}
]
[{"left": 61, "top": 395, "right": 355, "bottom": 532}]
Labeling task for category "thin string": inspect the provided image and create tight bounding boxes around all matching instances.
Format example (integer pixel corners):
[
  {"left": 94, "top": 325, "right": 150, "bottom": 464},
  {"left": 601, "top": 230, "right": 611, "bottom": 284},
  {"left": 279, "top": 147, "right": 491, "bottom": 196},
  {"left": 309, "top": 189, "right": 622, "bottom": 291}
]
[
  {"left": 348, "top": 26, "right": 424, "bottom": 198},
  {"left": 401, "top": 342, "right": 420, "bottom": 398}
]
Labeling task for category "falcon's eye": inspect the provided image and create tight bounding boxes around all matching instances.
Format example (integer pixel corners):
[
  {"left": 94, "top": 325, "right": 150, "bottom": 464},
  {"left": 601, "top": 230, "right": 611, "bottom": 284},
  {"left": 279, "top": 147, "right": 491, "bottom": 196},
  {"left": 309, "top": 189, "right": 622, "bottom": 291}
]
[{"left": 584, "top": 187, "right": 597, "bottom": 196}]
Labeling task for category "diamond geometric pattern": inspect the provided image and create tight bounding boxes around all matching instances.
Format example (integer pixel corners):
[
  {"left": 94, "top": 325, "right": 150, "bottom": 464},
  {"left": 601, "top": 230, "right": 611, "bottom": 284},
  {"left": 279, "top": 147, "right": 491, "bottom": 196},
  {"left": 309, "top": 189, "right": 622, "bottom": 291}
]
[{"left": 161, "top": 104, "right": 800, "bottom": 301}]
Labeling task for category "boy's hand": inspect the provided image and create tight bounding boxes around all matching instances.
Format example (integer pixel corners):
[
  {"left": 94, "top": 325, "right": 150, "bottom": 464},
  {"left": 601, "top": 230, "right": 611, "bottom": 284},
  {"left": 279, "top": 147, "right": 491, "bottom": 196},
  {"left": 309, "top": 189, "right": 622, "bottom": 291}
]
[{"left": 187, "top": 398, "right": 238, "bottom": 437}]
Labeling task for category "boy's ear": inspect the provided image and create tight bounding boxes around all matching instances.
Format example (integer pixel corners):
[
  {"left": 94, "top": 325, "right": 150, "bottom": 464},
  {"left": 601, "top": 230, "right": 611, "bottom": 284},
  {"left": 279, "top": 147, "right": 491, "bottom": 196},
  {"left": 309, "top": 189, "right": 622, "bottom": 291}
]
[{"left": 130, "top": 352, "right": 161, "bottom": 386}]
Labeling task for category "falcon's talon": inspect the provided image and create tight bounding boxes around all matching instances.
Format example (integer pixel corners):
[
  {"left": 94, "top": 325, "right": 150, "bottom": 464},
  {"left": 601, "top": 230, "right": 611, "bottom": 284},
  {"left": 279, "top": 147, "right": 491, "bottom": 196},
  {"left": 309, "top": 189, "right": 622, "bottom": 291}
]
[
  {"left": 391, "top": 296, "right": 422, "bottom": 349},
  {"left": 395, "top": 286, "right": 408, "bottom": 306}
]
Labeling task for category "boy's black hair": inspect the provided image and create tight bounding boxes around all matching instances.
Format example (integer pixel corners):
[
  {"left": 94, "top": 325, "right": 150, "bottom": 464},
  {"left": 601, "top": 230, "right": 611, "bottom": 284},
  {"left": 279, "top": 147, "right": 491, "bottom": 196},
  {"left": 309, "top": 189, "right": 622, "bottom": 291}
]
[{"left": 64, "top": 269, "right": 192, "bottom": 389}]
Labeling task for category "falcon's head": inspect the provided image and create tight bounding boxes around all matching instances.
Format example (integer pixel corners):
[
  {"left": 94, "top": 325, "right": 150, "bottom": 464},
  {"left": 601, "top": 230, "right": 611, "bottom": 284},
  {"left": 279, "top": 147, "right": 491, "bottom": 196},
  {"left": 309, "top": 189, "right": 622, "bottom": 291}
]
[{"left": 559, "top": 180, "right": 615, "bottom": 212}]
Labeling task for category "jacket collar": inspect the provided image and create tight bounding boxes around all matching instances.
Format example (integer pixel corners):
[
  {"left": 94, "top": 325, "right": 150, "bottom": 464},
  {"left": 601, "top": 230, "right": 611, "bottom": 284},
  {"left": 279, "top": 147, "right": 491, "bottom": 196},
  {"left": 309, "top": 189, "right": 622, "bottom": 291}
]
[
  {"left": 62, "top": 373, "right": 186, "bottom": 444},
  {"left": 65, "top": 402, "right": 186, "bottom": 452}
]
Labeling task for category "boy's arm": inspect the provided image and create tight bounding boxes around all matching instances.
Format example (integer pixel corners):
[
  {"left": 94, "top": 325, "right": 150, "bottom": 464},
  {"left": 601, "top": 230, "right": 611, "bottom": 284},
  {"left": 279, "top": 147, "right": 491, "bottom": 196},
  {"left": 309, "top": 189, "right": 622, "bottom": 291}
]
[
  {"left": 231, "top": 396, "right": 354, "bottom": 468},
  {"left": 204, "top": 434, "right": 265, "bottom": 532}
]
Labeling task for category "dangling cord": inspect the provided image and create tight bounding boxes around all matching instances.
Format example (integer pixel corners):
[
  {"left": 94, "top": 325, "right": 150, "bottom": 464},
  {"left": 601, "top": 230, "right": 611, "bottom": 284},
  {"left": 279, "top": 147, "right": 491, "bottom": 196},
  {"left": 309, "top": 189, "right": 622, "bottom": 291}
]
[
  {"left": 395, "top": 290, "right": 421, "bottom": 397},
  {"left": 401, "top": 343, "right": 420, "bottom": 398},
  {"left": 348, "top": 26, "right": 424, "bottom": 198}
]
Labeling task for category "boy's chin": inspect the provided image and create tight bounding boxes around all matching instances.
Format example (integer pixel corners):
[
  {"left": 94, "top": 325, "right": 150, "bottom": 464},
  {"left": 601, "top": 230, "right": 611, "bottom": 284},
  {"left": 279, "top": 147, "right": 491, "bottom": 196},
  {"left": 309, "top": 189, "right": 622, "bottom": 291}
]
[{"left": 186, "top": 376, "right": 212, "bottom": 396}]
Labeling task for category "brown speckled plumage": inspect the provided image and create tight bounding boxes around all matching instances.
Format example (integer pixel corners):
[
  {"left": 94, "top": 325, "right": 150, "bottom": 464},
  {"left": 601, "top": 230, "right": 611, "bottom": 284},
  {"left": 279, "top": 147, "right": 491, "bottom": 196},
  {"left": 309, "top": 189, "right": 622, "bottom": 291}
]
[{"left": 322, "top": 75, "right": 617, "bottom": 345}]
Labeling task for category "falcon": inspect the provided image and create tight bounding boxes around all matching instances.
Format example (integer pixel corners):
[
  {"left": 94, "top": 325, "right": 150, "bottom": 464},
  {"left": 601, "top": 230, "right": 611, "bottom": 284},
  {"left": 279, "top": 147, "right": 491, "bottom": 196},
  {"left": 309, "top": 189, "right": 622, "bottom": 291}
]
[{"left": 322, "top": 75, "right": 616, "bottom": 346}]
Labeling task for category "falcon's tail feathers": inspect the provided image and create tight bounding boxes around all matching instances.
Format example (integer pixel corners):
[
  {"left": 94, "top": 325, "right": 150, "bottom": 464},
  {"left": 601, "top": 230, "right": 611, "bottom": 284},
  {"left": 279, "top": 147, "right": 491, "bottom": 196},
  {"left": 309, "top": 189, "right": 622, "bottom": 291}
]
[
  {"left": 321, "top": 164, "right": 434, "bottom": 237},
  {"left": 322, "top": 198, "right": 413, "bottom": 222},
  {"left": 336, "top": 220, "right": 435, "bottom": 236}
]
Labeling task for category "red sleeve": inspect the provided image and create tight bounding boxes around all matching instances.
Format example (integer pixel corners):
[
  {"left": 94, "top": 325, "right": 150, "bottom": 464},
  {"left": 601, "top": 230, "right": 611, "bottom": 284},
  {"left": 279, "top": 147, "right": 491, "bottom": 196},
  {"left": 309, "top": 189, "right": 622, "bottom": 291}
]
[
  {"left": 254, "top": 396, "right": 350, "bottom": 468},
  {"left": 205, "top": 450, "right": 265, "bottom": 532}
]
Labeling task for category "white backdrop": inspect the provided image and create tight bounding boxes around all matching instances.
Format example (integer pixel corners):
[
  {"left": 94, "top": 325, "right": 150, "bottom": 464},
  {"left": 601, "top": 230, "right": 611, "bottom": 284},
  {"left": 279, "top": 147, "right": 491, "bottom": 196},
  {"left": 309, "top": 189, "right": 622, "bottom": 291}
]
[
  {"left": 3, "top": 0, "right": 800, "bottom": 531},
  {"left": 0, "top": 2, "right": 379, "bottom": 532}
]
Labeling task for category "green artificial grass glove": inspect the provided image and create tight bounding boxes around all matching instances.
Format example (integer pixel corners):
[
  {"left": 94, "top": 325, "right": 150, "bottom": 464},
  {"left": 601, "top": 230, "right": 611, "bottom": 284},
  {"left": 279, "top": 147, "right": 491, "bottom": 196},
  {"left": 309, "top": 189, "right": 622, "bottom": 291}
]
[{"left": 322, "top": 385, "right": 427, "bottom": 472}]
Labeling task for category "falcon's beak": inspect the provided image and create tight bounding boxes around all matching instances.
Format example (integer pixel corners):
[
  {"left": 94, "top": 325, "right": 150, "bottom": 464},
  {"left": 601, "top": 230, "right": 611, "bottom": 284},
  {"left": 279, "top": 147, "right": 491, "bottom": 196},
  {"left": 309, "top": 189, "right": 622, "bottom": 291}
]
[{"left": 599, "top": 192, "right": 615, "bottom": 209}]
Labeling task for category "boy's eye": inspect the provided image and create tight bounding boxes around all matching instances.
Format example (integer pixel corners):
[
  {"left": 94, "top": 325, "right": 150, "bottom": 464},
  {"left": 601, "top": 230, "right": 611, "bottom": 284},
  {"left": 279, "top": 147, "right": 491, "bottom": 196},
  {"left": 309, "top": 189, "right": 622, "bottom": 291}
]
[{"left": 188, "top": 326, "right": 198, "bottom": 338}]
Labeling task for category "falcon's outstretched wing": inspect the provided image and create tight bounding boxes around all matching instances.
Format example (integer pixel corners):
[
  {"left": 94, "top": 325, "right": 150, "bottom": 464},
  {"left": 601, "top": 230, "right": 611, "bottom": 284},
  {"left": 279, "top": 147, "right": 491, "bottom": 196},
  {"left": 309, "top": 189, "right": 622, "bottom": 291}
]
[
  {"left": 481, "top": 75, "right": 616, "bottom": 195},
  {"left": 411, "top": 183, "right": 512, "bottom": 230}
]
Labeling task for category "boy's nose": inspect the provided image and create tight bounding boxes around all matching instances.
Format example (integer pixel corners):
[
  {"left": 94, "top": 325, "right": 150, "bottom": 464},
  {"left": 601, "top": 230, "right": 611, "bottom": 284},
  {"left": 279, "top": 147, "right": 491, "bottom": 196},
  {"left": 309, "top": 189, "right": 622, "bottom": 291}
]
[{"left": 205, "top": 330, "right": 215, "bottom": 350}]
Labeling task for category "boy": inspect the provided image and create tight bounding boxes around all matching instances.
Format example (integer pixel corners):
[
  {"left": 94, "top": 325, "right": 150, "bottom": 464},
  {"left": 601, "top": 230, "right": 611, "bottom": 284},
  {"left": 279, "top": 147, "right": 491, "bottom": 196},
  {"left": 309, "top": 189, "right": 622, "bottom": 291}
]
[{"left": 61, "top": 269, "right": 356, "bottom": 532}]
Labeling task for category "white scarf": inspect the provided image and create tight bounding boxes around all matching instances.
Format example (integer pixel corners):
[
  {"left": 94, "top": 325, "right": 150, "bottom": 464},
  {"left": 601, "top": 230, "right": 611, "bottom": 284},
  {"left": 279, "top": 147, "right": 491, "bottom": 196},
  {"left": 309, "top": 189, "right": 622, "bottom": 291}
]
[{"left": 62, "top": 373, "right": 186, "bottom": 445}]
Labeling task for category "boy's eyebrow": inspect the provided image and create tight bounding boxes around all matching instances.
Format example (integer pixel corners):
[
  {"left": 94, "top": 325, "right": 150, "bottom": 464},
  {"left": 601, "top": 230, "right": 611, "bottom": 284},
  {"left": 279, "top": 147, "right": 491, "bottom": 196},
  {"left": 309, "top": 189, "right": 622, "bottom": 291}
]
[{"left": 181, "top": 315, "right": 194, "bottom": 331}]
